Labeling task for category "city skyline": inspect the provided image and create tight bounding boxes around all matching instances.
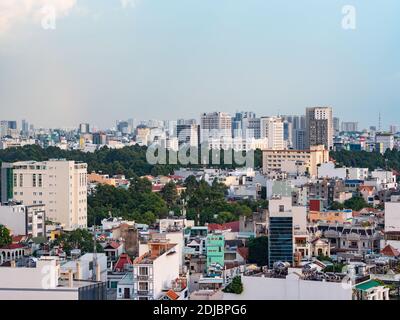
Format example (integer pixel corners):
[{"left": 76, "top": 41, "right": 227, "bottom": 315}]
[{"left": 0, "top": 1, "right": 399, "bottom": 128}]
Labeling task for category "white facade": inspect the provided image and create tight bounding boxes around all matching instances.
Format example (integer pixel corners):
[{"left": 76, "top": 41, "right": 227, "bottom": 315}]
[
  {"left": 347, "top": 167, "right": 369, "bottom": 180},
  {"left": 0, "top": 258, "right": 105, "bottom": 300},
  {"left": 0, "top": 204, "right": 45, "bottom": 237},
  {"left": 131, "top": 243, "right": 180, "bottom": 300},
  {"left": 385, "top": 201, "right": 400, "bottom": 233},
  {"left": 260, "top": 117, "right": 285, "bottom": 150},
  {"left": 376, "top": 133, "right": 394, "bottom": 152},
  {"left": 7, "top": 160, "right": 87, "bottom": 230},
  {"left": 317, "top": 162, "right": 347, "bottom": 179},
  {"left": 222, "top": 273, "right": 352, "bottom": 300}
]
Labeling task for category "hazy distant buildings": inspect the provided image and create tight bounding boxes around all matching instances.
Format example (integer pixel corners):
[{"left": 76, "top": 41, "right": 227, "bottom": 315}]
[
  {"left": 282, "top": 115, "right": 306, "bottom": 150},
  {"left": 79, "top": 123, "right": 90, "bottom": 134},
  {"left": 333, "top": 117, "right": 340, "bottom": 135},
  {"left": 305, "top": 107, "right": 333, "bottom": 150},
  {"left": 200, "top": 112, "right": 232, "bottom": 142},
  {"left": 375, "top": 133, "right": 394, "bottom": 153},
  {"left": 341, "top": 122, "right": 358, "bottom": 132},
  {"left": 176, "top": 123, "right": 200, "bottom": 148},
  {"left": 260, "top": 116, "right": 285, "bottom": 150}
]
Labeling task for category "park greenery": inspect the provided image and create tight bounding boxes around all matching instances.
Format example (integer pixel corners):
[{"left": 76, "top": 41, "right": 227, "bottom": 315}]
[
  {"left": 0, "top": 145, "right": 263, "bottom": 179},
  {"left": 330, "top": 149, "right": 400, "bottom": 173},
  {"left": 88, "top": 175, "right": 268, "bottom": 226}
]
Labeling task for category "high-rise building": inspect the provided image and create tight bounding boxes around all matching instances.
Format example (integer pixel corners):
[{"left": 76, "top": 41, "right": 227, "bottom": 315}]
[
  {"left": 341, "top": 122, "right": 358, "bottom": 132},
  {"left": 305, "top": 107, "right": 333, "bottom": 150},
  {"left": 116, "top": 121, "right": 130, "bottom": 135},
  {"left": 268, "top": 196, "right": 294, "bottom": 268},
  {"left": 260, "top": 116, "right": 285, "bottom": 150},
  {"left": 92, "top": 132, "right": 107, "bottom": 145},
  {"left": 21, "top": 119, "right": 29, "bottom": 136},
  {"left": 200, "top": 112, "right": 232, "bottom": 142},
  {"left": 79, "top": 123, "right": 90, "bottom": 134},
  {"left": 390, "top": 125, "right": 398, "bottom": 134},
  {"left": 281, "top": 115, "right": 306, "bottom": 150},
  {"left": 176, "top": 123, "right": 200, "bottom": 148},
  {"left": 333, "top": 117, "right": 340, "bottom": 135},
  {"left": 1, "top": 160, "right": 88, "bottom": 230}
]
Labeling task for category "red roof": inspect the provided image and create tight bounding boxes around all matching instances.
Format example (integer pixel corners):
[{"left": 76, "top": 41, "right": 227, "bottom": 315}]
[
  {"left": 208, "top": 221, "right": 240, "bottom": 232},
  {"left": 113, "top": 253, "right": 132, "bottom": 272},
  {"left": 12, "top": 235, "right": 26, "bottom": 243},
  {"left": 165, "top": 289, "right": 179, "bottom": 300},
  {"left": 237, "top": 247, "right": 249, "bottom": 260},
  {"left": 152, "top": 184, "right": 164, "bottom": 192},
  {"left": 0, "top": 243, "right": 25, "bottom": 250},
  {"left": 381, "top": 244, "right": 400, "bottom": 257},
  {"left": 105, "top": 241, "right": 121, "bottom": 250}
]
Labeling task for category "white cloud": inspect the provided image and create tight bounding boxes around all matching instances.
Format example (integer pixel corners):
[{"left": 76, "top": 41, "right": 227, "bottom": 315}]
[{"left": 0, "top": 0, "right": 77, "bottom": 34}]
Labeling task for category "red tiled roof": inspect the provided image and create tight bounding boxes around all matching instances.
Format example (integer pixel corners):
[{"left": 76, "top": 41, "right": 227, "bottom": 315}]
[
  {"left": 0, "top": 243, "right": 25, "bottom": 250},
  {"left": 208, "top": 221, "right": 240, "bottom": 232},
  {"left": 113, "top": 253, "right": 132, "bottom": 272},
  {"left": 152, "top": 184, "right": 164, "bottom": 192},
  {"left": 12, "top": 235, "right": 26, "bottom": 243},
  {"left": 165, "top": 289, "right": 179, "bottom": 300},
  {"left": 237, "top": 247, "right": 249, "bottom": 260},
  {"left": 381, "top": 245, "right": 400, "bottom": 257},
  {"left": 105, "top": 241, "right": 121, "bottom": 250}
]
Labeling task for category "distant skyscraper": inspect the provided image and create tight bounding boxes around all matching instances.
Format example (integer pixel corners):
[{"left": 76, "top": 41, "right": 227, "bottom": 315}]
[
  {"left": 116, "top": 121, "right": 130, "bottom": 135},
  {"left": 260, "top": 116, "right": 285, "bottom": 150},
  {"left": 281, "top": 115, "right": 306, "bottom": 150},
  {"left": 200, "top": 112, "right": 232, "bottom": 142},
  {"left": 333, "top": 117, "right": 340, "bottom": 135},
  {"left": 21, "top": 119, "right": 29, "bottom": 136},
  {"left": 390, "top": 125, "right": 398, "bottom": 134},
  {"left": 93, "top": 132, "right": 107, "bottom": 145},
  {"left": 176, "top": 123, "right": 200, "bottom": 148},
  {"left": 341, "top": 122, "right": 358, "bottom": 132},
  {"left": 305, "top": 107, "right": 333, "bottom": 150},
  {"left": 79, "top": 123, "right": 90, "bottom": 134}
]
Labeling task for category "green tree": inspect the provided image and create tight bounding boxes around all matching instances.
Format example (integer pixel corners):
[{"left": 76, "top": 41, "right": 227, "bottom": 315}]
[
  {"left": 344, "top": 196, "right": 369, "bottom": 211},
  {"left": 0, "top": 225, "right": 12, "bottom": 247},
  {"left": 248, "top": 236, "right": 268, "bottom": 266},
  {"left": 52, "top": 229, "right": 103, "bottom": 255},
  {"left": 223, "top": 276, "right": 244, "bottom": 294},
  {"left": 160, "top": 181, "right": 179, "bottom": 208}
]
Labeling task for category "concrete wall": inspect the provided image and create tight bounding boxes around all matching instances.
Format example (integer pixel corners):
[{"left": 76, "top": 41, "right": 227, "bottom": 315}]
[
  {"left": 385, "top": 202, "right": 400, "bottom": 232},
  {"left": 223, "top": 275, "right": 352, "bottom": 300}
]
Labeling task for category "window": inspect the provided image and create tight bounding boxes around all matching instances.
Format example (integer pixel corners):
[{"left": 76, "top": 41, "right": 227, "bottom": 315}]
[
  {"left": 19, "top": 174, "right": 23, "bottom": 187},
  {"left": 32, "top": 174, "right": 37, "bottom": 187},
  {"left": 13, "top": 174, "right": 17, "bottom": 187},
  {"left": 38, "top": 174, "right": 43, "bottom": 187},
  {"left": 279, "top": 205, "right": 285, "bottom": 212},
  {"left": 139, "top": 267, "right": 148, "bottom": 276}
]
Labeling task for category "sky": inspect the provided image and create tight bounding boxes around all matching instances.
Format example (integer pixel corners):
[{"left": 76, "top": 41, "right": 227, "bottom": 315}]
[{"left": 0, "top": 0, "right": 399, "bottom": 130}]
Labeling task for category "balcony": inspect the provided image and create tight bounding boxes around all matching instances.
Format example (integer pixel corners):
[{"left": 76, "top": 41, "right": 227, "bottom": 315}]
[
  {"left": 136, "top": 290, "right": 153, "bottom": 296},
  {"left": 136, "top": 275, "right": 153, "bottom": 281}
]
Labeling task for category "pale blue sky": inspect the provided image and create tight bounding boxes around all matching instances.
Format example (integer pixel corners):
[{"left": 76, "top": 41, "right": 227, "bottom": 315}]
[{"left": 0, "top": 0, "right": 399, "bottom": 129}]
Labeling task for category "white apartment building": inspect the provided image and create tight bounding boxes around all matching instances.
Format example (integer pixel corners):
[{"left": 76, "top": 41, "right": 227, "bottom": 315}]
[
  {"left": 375, "top": 133, "right": 394, "bottom": 153},
  {"left": 1, "top": 160, "right": 87, "bottom": 230},
  {"left": 347, "top": 167, "right": 369, "bottom": 180},
  {"left": 0, "top": 257, "right": 106, "bottom": 300},
  {"left": 260, "top": 116, "right": 285, "bottom": 150},
  {"left": 119, "top": 241, "right": 180, "bottom": 300},
  {"left": 262, "top": 145, "right": 329, "bottom": 177},
  {"left": 0, "top": 203, "right": 45, "bottom": 237}
]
